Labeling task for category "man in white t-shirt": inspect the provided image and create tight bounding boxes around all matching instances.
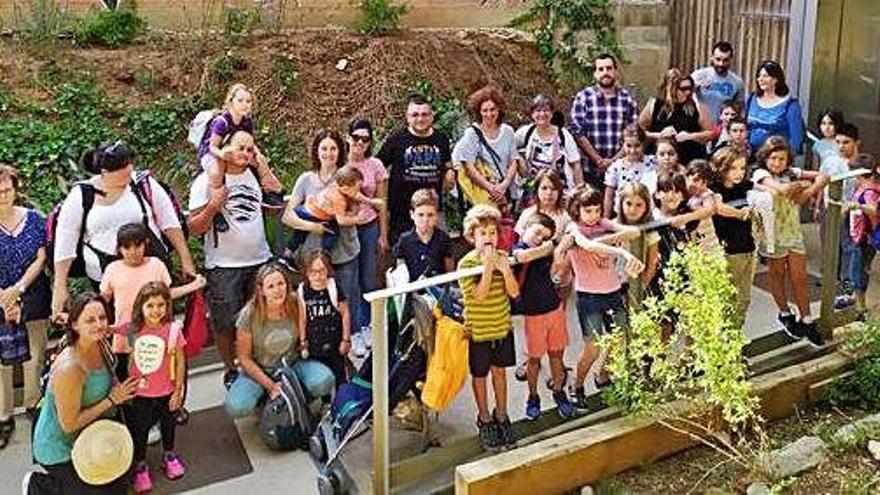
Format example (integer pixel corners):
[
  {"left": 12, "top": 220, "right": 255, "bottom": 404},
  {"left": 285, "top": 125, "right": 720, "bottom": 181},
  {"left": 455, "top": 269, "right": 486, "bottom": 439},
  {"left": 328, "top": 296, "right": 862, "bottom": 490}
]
[
  {"left": 691, "top": 41, "right": 745, "bottom": 123},
  {"left": 188, "top": 130, "right": 272, "bottom": 387}
]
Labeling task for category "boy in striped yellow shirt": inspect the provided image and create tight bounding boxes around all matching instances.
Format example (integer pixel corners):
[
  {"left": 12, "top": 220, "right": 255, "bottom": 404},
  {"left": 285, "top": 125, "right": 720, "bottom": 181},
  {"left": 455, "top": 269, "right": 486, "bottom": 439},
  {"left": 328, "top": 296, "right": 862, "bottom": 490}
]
[{"left": 458, "top": 204, "right": 520, "bottom": 451}]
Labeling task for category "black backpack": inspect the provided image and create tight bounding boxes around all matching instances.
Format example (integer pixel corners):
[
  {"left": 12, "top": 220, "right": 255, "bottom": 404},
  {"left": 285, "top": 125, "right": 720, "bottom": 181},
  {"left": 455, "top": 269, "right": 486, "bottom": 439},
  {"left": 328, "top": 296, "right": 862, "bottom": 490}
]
[
  {"left": 45, "top": 172, "right": 186, "bottom": 279},
  {"left": 260, "top": 362, "right": 316, "bottom": 450}
]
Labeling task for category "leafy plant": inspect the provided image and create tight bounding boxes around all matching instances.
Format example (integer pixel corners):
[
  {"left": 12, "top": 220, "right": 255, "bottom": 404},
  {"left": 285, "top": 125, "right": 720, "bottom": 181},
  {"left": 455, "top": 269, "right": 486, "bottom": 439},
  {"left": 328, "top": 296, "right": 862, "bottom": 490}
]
[
  {"left": 355, "top": 0, "right": 409, "bottom": 36},
  {"left": 272, "top": 54, "right": 300, "bottom": 98},
  {"left": 823, "top": 318, "right": 880, "bottom": 409},
  {"left": 74, "top": 6, "right": 145, "bottom": 48},
  {"left": 600, "top": 243, "right": 763, "bottom": 476},
  {"left": 21, "top": 0, "right": 72, "bottom": 42},
  {"left": 210, "top": 51, "right": 247, "bottom": 85},
  {"left": 222, "top": 5, "right": 261, "bottom": 46},
  {"left": 509, "top": 0, "right": 624, "bottom": 91},
  {"left": 256, "top": 120, "right": 308, "bottom": 187},
  {"left": 135, "top": 69, "right": 155, "bottom": 90}
]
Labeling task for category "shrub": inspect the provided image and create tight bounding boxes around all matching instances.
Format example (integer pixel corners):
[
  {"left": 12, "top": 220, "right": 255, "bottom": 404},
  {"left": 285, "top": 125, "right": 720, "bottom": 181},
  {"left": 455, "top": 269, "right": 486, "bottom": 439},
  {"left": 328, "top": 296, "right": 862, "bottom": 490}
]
[
  {"left": 222, "top": 6, "right": 261, "bottom": 46},
  {"left": 356, "top": 0, "right": 409, "bottom": 36},
  {"left": 74, "top": 7, "right": 145, "bottom": 48},
  {"left": 824, "top": 318, "right": 880, "bottom": 409}
]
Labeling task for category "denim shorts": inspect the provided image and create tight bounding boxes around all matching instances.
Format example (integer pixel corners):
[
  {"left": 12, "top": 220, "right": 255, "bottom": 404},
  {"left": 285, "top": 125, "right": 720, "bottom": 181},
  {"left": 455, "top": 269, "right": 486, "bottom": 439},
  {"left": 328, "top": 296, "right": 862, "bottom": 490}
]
[{"left": 575, "top": 290, "right": 628, "bottom": 340}]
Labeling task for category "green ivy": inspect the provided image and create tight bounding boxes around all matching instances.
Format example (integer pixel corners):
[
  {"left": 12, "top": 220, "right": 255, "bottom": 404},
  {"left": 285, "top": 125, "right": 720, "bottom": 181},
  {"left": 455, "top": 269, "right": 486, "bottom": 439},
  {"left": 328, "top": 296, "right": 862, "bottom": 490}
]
[
  {"left": 256, "top": 120, "right": 308, "bottom": 187},
  {"left": 355, "top": 0, "right": 409, "bottom": 36},
  {"left": 509, "top": 0, "right": 624, "bottom": 91},
  {"left": 74, "top": 7, "right": 146, "bottom": 48},
  {"left": 272, "top": 54, "right": 300, "bottom": 98}
]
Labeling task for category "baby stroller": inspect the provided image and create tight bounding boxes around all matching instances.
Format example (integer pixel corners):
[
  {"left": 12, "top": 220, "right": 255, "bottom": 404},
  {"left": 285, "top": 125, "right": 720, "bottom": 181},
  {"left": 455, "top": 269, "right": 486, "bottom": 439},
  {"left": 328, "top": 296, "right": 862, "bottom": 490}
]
[{"left": 311, "top": 289, "right": 441, "bottom": 495}]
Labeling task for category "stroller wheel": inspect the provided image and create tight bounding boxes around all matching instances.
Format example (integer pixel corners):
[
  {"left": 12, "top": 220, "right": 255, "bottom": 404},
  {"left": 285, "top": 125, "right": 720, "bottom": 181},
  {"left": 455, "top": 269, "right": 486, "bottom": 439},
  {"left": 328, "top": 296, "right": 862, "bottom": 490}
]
[
  {"left": 316, "top": 471, "right": 341, "bottom": 495},
  {"left": 309, "top": 433, "right": 327, "bottom": 462}
]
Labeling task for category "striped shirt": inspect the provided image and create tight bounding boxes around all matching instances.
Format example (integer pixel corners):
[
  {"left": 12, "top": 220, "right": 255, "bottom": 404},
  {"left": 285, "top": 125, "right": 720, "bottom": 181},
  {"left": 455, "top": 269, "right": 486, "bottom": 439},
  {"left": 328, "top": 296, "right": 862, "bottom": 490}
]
[{"left": 458, "top": 250, "right": 512, "bottom": 342}]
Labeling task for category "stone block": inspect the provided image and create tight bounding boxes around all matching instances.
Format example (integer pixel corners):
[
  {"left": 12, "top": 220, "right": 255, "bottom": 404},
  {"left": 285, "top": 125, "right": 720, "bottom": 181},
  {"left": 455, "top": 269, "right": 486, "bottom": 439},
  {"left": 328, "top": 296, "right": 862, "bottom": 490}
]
[
  {"left": 758, "top": 436, "right": 829, "bottom": 479},
  {"left": 832, "top": 412, "right": 880, "bottom": 446}
]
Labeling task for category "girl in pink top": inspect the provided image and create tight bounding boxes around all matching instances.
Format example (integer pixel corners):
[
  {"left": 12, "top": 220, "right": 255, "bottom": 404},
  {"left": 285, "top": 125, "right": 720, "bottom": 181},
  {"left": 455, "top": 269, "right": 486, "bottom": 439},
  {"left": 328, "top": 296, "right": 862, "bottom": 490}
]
[
  {"left": 127, "top": 282, "right": 187, "bottom": 492},
  {"left": 100, "top": 223, "right": 204, "bottom": 354},
  {"left": 558, "top": 186, "right": 642, "bottom": 410}
]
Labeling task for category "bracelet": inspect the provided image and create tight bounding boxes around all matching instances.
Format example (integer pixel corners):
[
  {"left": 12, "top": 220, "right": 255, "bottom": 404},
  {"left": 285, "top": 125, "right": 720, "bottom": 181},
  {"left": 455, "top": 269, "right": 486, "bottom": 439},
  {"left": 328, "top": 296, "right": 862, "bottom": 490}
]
[{"left": 107, "top": 396, "right": 116, "bottom": 407}]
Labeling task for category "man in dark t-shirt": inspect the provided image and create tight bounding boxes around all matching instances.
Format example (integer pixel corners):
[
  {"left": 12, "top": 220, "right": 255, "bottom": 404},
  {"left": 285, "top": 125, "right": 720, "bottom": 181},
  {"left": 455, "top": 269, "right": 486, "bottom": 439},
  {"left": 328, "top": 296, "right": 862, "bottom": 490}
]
[{"left": 377, "top": 95, "right": 453, "bottom": 245}]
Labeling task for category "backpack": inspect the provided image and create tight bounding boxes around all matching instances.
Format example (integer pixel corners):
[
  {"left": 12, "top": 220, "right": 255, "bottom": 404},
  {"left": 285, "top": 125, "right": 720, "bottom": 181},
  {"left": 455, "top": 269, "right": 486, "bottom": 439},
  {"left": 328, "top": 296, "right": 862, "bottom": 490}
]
[
  {"left": 46, "top": 182, "right": 96, "bottom": 279},
  {"left": 421, "top": 308, "right": 469, "bottom": 412},
  {"left": 260, "top": 362, "right": 315, "bottom": 450},
  {"left": 45, "top": 172, "right": 186, "bottom": 279},
  {"left": 187, "top": 109, "right": 222, "bottom": 150}
]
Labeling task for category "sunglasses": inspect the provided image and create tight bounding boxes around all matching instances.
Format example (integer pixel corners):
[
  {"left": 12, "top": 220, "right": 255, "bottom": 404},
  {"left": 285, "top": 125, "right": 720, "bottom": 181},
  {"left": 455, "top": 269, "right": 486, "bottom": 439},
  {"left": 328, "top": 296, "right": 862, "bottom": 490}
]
[
  {"left": 350, "top": 135, "right": 372, "bottom": 143},
  {"left": 677, "top": 85, "right": 694, "bottom": 92}
]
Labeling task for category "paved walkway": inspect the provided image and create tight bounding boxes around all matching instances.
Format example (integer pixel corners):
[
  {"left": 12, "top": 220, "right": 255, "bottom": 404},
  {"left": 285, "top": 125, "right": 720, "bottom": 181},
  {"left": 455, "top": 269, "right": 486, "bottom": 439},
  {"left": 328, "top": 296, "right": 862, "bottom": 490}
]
[{"left": 1, "top": 225, "right": 876, "bottom": 494}]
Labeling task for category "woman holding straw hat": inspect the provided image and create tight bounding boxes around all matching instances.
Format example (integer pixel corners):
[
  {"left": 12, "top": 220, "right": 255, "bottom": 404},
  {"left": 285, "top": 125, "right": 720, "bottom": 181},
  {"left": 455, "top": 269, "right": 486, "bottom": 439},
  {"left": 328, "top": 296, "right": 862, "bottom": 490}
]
[{"left": 25, "top": 293, "right": 139, "bottom": 494}]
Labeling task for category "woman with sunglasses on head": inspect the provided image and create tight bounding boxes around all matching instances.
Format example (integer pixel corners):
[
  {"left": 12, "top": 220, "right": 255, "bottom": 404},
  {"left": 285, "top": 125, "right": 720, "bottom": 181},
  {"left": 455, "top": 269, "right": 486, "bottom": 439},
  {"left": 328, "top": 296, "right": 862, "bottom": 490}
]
[
  {"left": 745, "top": 60, "right": 806, "bottom": 154},
  {"left": 345, "top": 117, "right": 388, "bottom": 357},
  {"left": 51, "top": 141, "right": 196, "bottom": 324},
  {"left": 639, "top": 68, "right": 715, "bottom": 166}
]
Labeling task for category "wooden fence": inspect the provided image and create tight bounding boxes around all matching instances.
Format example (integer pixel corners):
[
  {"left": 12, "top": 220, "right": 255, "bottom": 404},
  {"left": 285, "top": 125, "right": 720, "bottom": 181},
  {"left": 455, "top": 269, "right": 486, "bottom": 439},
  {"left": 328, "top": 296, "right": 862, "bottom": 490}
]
[{"left": 670, "top": 0, "right": 792, "bottom": 90}]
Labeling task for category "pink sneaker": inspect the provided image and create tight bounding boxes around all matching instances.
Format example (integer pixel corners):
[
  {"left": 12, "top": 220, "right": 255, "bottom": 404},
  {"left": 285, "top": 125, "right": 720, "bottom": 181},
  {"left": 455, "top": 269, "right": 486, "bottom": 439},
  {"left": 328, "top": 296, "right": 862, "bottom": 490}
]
[
  {"left": 133, "top": 463, "right": 152, "bottom": 493},
  {"left": 162, "top": 452, "right": 186, "bottom": 480}
]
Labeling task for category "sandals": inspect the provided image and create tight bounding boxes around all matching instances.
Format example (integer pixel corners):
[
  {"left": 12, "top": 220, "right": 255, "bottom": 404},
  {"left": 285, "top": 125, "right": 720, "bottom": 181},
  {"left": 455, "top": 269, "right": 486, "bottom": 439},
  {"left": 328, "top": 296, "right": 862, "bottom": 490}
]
[{"left": 0, "top": 417, "right": 14, "bottom": 450}]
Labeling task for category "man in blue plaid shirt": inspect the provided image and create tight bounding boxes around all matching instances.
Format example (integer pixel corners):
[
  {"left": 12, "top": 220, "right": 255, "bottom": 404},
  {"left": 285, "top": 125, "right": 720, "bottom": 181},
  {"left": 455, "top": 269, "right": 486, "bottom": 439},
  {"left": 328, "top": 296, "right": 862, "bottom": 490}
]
[{"left": 570, "top": 53, "right": 639, "bottom": 187}]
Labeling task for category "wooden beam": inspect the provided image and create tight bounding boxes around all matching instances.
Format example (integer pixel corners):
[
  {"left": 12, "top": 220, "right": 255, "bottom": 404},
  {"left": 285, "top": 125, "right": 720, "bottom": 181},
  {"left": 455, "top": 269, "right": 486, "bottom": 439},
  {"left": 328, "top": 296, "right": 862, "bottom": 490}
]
[{"left": 454, "top": 350, "right": 855, "bottom": 495}]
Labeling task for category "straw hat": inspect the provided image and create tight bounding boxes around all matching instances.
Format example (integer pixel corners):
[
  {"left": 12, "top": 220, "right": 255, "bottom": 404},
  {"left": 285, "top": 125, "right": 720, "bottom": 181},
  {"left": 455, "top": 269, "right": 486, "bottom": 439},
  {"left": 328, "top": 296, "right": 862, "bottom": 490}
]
[{"left": 71, "top": 419, "right": 133, "bottom": 485}]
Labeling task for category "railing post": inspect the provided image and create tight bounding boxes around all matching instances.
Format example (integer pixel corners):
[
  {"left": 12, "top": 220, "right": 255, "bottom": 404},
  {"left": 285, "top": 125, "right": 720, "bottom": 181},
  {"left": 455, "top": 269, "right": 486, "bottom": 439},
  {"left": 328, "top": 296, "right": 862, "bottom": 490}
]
[
  {"left": 819, "top": 180, "right": 843, "bottom": 335},
  {"left": 371, "top": 298, "right": 390, "bottom": 495}
]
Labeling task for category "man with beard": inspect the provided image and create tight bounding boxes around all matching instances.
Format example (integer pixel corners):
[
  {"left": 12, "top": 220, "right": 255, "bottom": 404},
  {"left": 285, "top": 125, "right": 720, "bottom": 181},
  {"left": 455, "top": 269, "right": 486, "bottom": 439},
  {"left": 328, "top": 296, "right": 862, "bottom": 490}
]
[
  {"left": 570, "top": 53, "right": 639, "bottom": 188},
  {"left": 378, "top": 94, "right": 454, "bottom": 245},
  {"left": 691, "top": 41, "right": 745, "bottom": 122}
]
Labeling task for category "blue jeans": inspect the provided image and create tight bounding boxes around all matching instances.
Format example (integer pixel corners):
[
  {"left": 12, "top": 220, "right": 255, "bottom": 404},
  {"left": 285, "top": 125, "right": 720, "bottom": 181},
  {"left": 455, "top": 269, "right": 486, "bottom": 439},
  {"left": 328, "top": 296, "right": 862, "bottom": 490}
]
[
  {"left": 224, "top": 359, "right": 335, "bottom": 418},
  {"left": 287, "top": 205, "right": 339, "bottom": 254},
  {"left": 847, "top": 243, "right": 877, "bottom": 292},
  {"left": 356, "top": 220, "right": 380, "bottom": 330},
  {"left": 575, "top": 290, "right": 629, "bottom": 340},
  {"left": 333, "top": 257, "right": 361, "bottom": 336}
]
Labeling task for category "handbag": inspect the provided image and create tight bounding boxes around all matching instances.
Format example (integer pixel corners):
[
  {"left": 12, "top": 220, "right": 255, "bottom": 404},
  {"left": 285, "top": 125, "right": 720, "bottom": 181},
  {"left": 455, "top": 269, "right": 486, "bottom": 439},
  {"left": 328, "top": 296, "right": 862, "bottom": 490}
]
[
  {"left": 21, "top": 273, "right": 52, "bottom": 322},
  {"left": 457, "top": 126, "right": 507, "bottom": 207},
  {"left": 182, "top": 290, "right": 210, "bottom": 359}
]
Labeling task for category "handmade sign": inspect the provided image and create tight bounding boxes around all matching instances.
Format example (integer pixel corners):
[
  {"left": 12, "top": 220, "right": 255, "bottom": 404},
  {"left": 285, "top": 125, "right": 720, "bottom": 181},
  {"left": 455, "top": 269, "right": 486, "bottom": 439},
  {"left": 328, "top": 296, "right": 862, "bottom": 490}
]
[{"left": 132, "top": 334, "right": 166, "bottom": 386}]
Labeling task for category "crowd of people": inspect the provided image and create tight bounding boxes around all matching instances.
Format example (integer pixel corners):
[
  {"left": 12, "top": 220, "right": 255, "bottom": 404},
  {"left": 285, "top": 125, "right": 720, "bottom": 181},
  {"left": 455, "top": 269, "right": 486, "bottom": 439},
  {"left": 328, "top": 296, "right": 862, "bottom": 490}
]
[{"left": 1, "top": 39, "right": 878, "bottom": 492}]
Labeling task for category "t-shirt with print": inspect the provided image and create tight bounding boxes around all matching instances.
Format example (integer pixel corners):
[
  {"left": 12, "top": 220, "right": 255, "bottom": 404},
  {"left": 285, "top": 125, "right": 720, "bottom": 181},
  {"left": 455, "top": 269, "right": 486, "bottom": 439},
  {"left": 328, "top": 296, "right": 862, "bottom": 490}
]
[
  {"left": 290, "top": 171, "right": 360, "bottom": 266},
  {"left": 513, "top": 240, "right": 559, "bottom": 316},
  {"left": 457, "top": 250, "right": 512, "bottom": 343},
  {"left": 128, "top": 321, "right": 185, "bottom": 398},
  {"left": 691, "top": 67, "right": 745, "bottom": 122},
  {"left": 302, "top": 283, "right": 347, "bottom": 357},
  {"left": 712, "top": 182, "right": 755, "bottom": 254},
  {"left": 188, "top": 169, "right": 272, "bottom": 269},
  {"left": 605, "top": 156, "right": 655, "bottom": 212},
  {"left": 514, "top": 124, "right": 581, "bottom": 189},
  {"left": 568, "top": 220, "right": 621, "bottom": 294},
  {"left": 394, "top": 228, "right": 452, "bottom": 281},
  {"left": 235, "top": 305, "right": 297, "bottom": 369},
  {"left": 197, "top": 111, "right": 256, "bottom": 162},
  {"left": 350, "top": 157, "right": 387, "bottom": 224},
  {"left": 101, "top": 257, "right": 172, "bottom": 328},
  {"left": 752, "top": 167, "right": 806, "bottom": 250},
  {"left": 377, "top": 128, "right": 451, "bottom": 243}
]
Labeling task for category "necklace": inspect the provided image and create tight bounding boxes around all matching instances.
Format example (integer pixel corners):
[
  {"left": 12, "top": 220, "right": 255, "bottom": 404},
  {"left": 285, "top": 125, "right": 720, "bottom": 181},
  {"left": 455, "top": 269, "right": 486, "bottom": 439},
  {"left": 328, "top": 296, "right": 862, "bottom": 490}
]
[
  {"left": 0, "top": 207, "right": 25, "bottom": 236},
  {"left": 317, "top": 168, "right": 337, "bottom": 185}
]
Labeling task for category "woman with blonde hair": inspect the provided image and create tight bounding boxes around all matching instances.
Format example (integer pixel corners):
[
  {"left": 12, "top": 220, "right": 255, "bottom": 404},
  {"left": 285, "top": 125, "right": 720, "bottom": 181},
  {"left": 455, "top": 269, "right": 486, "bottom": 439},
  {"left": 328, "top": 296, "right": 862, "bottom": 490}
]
[
  {"left": 224, "top": 262, "right": 335, "bottom": 420},
  {"left": 639, "top": 68, "right": 714, "bottom": 165}
]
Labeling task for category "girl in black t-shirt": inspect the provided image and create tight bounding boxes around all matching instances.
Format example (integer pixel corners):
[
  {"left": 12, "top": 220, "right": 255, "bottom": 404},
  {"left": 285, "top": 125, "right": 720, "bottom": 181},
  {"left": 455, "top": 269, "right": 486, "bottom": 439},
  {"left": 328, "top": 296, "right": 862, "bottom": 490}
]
[
  {"left": 297, "top": 250, "right": 350, "bottom": 389},
  {"left": 710, "top": 148, "right": 757, "bottom": 322}
]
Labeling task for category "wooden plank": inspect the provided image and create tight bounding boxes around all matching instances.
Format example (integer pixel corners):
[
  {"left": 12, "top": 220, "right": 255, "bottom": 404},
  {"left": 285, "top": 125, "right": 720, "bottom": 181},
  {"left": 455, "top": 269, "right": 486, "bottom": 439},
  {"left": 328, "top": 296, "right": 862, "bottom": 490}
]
[
  {"left": 807, "top": 370, "right": 854, "bottom": 402},
  {"left": 372, "top": 299, "right": 390, "bottom": 495},
  {"left": 455, "top": 350, "right": 854, "bottom": 495}
]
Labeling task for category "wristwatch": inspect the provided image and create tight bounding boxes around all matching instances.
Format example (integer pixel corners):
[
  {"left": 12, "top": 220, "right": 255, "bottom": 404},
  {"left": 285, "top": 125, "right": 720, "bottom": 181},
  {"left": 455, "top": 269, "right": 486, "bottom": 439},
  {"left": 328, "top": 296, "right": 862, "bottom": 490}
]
[{"left": 15, "top": 284, "right": 25, "bottom": 299}]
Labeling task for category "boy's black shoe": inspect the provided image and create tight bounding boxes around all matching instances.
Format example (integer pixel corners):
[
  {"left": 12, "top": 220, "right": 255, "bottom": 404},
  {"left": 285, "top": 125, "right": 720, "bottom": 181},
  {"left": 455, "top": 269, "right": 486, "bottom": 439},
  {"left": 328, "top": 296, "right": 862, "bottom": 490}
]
[
  {"left": 494, "top": 411, "right": 517, "bottom": 449},
  {"left": 573, "top": 387, "right": 590, "bottom": 411},
  {"left": 476, "top": 416, "right": 500, "bottom": 451},
  {"left": 800, "top": 321, "right": 826, "bottom": 348},
  {"left": 778, "top": 313, "right": 801, "bottom": 340}
]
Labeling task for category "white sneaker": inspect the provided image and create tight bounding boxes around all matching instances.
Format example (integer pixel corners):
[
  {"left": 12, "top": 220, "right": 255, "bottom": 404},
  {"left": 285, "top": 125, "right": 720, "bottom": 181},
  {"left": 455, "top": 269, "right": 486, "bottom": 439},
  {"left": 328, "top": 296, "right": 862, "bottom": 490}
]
[
  {"left": 147, "top": 423, "right": 161, "bottom": 445},
  {"left": 352, "top": 331, "right": 367, "bottom": 358},
  {"left": 361, "top": 326, "right": 373, "bottom": 351}
]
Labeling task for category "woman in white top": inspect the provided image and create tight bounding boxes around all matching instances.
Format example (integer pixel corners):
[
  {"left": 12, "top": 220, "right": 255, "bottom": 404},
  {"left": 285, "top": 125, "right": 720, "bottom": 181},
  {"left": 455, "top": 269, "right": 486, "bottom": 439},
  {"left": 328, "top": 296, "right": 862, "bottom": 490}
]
[
  {"left": 452, "top": 85, "right": 521, "bottom": 212},
  {"left": 51, "top": 141, "right": 196, "bottom": 321},
  {"left": 515, "top": 93, "right": 583, "bottom": 204}
]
